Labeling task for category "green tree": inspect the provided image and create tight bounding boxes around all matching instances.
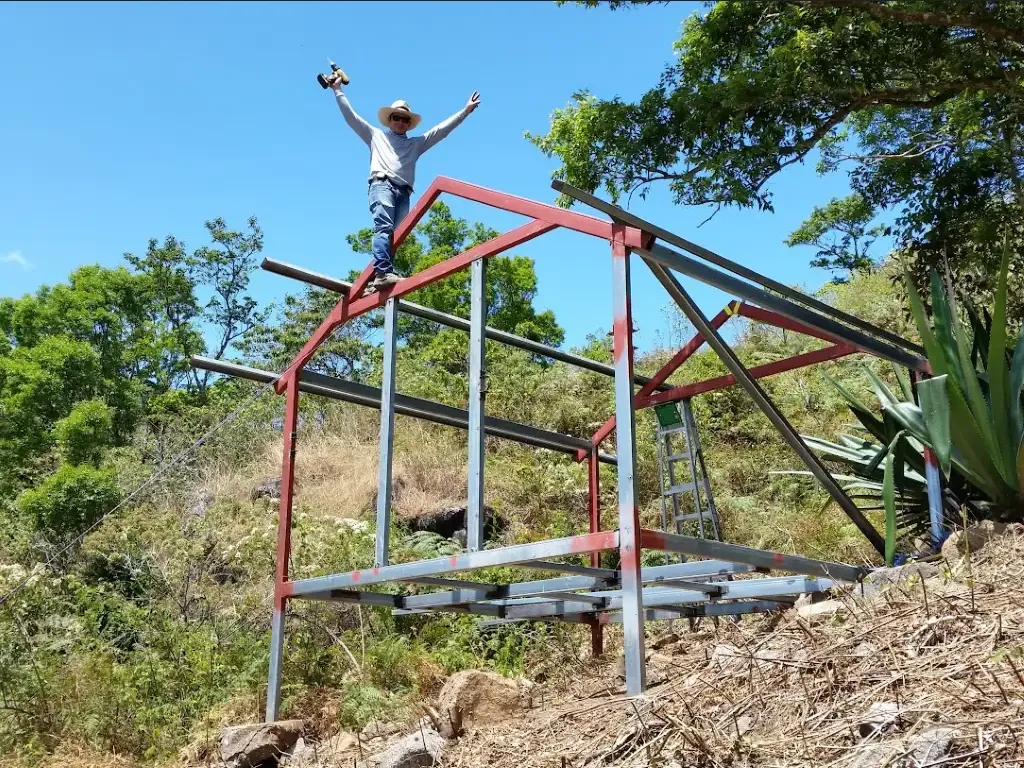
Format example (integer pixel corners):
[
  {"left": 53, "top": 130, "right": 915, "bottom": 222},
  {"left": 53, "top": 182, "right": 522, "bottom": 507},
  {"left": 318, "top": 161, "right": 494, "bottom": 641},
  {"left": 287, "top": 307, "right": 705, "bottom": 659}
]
[
  {"left": 16, "top": 463, "right": 120, "bottom": 539},
  {"left": 54, "top": 400, "right": 114, "bottom": 467},
  {"left": 784, "top": 194, "right": 884, "bottom": 280},
  {"left": 532, "top": 1, "right": 1024, "bottom": 309}
]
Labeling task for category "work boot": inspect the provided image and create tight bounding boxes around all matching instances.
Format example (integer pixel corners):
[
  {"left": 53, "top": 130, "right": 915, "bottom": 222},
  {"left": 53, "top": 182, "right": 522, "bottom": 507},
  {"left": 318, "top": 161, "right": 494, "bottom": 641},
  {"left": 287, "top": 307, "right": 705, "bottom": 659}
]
[{"left": 366, "top": 272, "right": 402, "bottom": 294}]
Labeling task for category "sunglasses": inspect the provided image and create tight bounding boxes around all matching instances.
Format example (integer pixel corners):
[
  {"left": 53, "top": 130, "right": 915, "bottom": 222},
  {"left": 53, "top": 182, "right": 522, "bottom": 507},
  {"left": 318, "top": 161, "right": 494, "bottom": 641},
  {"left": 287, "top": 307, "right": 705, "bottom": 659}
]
[{"left": 390, "top": 113, "right": 411, "bottom": 124}]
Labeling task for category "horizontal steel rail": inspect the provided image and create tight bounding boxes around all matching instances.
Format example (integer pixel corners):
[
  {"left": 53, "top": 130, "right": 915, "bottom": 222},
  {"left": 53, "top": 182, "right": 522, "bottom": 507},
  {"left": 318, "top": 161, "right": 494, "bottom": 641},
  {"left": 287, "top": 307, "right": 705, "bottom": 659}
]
[
  {"left": 600, "top": 601, "right": 781, "bottom": 624},
  {"left": 395, "top": 559, "right": 754, "bottom": 611},
  {"left": 190, "top": 356, "right": 616, "bottom": 464},
  {"left": 261, "top": 257, "right": 672, "bottom": 391},
  {"left": 640, "top": 529, "right": 866, "bottom": 582},
  {"left": 551, "top": 180, "right": 925, "bottom": 358},
  {"left": 284, "top": 530, "right": 619, "bottom": 596}
]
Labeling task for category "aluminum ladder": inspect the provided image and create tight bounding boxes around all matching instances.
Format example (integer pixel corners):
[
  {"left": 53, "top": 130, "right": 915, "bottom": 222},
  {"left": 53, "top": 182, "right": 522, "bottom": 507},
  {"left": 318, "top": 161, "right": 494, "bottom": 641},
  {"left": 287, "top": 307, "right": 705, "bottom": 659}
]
[{"left": 654, "top": 398, "right": 722, "bottom": 547}]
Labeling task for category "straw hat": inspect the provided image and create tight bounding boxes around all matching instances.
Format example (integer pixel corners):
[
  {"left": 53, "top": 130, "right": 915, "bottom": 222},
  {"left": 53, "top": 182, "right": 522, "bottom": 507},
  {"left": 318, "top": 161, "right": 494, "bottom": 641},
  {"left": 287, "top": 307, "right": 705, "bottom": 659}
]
[{"left": 377, "top": 99, "right": 422, "bottom": 130}]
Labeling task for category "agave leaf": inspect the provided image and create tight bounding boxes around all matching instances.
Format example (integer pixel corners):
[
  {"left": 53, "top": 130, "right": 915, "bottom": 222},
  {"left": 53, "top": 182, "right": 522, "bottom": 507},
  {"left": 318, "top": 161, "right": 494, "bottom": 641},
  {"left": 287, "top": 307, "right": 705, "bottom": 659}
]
[
  {"left": 945, "top": 374, "right": 1014, "bottom": 502},
  {"left": 1011, "top": 331, "right": 1024, "bottom": 454},
  {"left": 917, "top": 375, "right": 952, "bottom": 477},
  {"left": 891, "top": 361, "right": 914, "bottom": 401},
  {"left": 946, "top": 270, "right": 1006, "bottom": 481},
  {"left": 822, "top": 371, "right": 887, "bottom": 441},
  {"left": 931, "top": 271, "right": 965, "bottom": 383},
  {"left": 865, "top": 365, "right": 902, "bottom": 409},
  {"left": 988, "top": 237, "right": 1015, "bottom": 484},
  {"left": 904, "top": 267, "right": 948, "bottom": 377}
]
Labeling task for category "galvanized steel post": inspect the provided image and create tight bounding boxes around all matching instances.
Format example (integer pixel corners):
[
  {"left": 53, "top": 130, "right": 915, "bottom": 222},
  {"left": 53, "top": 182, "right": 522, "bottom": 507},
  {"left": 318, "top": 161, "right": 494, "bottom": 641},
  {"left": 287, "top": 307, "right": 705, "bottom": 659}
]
[
  {"left": 610, "top": 225, "right": 646, "bottom": 695},
  {"left": 588, "top": 448, "right": 604, "bottom": 657},
  {"left": 467, "top": 258, "right": 488, "bottom": 552},
  {"left": 376, "top": 297, "right": 399, "bottom": 566},
  {"left": 267, "top": 371, "right": 300, "bottom": 722}
]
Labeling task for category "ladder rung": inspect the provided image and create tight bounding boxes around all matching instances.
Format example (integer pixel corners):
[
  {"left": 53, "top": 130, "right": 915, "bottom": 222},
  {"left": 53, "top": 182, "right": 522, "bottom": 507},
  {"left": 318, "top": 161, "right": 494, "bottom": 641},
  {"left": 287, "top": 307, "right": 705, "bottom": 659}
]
[
  {"left": 666, "top": 452, "right": 692, "bottom": 462},
  {"left": 675, "top": 512, "right": 705, "bottom": 522},
  {"left": 663, "top": 483, "right": 696, "bottom": 495}
]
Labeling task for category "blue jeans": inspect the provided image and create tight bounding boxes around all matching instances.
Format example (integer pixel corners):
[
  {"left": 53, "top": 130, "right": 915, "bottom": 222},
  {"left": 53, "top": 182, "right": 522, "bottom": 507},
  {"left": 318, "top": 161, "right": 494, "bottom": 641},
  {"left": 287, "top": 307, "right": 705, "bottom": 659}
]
[{"left": 369, "top": 177, "right": 411, "bottom": 275}]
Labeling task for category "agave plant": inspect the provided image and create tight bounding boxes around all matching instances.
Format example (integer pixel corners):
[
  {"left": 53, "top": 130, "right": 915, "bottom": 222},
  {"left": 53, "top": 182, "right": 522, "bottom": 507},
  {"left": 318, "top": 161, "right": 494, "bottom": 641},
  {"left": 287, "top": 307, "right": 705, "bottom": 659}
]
[
  {"left": 785, "top": 240, "right": 1022, "bottom": 564},
  {"left": 783, "top": 367, "right": 975, "bottom": 562},
  {"left": 905, "top": 239, "right": 1024, "bottom": 519}
]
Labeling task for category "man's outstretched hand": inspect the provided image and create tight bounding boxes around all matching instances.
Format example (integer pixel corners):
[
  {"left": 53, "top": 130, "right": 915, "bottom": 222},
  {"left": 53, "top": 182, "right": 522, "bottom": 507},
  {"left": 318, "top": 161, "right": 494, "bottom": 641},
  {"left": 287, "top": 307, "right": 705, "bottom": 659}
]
[{"left": 466, "top": 91, "right": 481, "bottom": 113}]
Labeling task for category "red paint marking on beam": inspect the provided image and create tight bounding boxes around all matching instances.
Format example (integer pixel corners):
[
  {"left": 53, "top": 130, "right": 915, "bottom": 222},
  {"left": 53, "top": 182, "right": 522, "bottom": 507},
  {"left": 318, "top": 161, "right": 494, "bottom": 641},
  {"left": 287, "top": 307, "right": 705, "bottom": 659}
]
[
  {"left": 351, "top": 571, "right": 361, "bottom": 583},
  {"left": 437, "top": 176, "right": 642, "bottom": 245},
  {"left": 639, "top": 529, "right": 667, "bottom": 550},
  {"left": 373, "top": 567, "right": 380, "bottom": 577},
  {"left": 570, "top": 530, "right": 619, "bottom": 553},
  {"left": 449, "top": 556, "right": 459, "bottom": 568},
  {"left": 588, "top": 450, "right": 601, "bottom": 569},
  {"left": 588, "top": 307, "right": 734, "bottom": 450},
  {"left": 774, "top": 553, "right": 785, "bottom": 565},
  {"left": 639, "top": 344, "right": 857, "bottom": 409}
]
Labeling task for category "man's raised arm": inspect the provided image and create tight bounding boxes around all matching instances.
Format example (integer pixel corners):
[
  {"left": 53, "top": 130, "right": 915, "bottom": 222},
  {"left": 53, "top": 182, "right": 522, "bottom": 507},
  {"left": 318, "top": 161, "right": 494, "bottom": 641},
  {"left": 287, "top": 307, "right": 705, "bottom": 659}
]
[
  {"left": 421, "top": 91, "right": 481, "bottom": 152},
  {"left": 331, "top": 84, "right": 374, "bottom": 146}
]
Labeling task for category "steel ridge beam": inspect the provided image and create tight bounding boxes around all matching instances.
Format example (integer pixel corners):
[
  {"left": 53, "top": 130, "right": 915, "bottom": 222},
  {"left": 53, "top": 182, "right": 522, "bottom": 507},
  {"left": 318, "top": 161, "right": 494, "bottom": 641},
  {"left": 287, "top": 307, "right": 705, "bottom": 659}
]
[
  {"left": 551, "top": 180, "right": 925, "bottom": 358},
  {"left": 260, "top": 257, "right": 672, "bottom": 391},
  {"left": 189, "top": 356, "right": 616, "bottom": 464},
  {"left": 637, "top": 244, "right": 925, "bottom": 372},
  {"left": 283, "top": 530, "right": 620, "bottom": 596},
  {"left": 601, "top": 601, "right": 781, "bottom": 624},
  {"left": 640, "top": 529, "right": 867, "bottom": 583}
]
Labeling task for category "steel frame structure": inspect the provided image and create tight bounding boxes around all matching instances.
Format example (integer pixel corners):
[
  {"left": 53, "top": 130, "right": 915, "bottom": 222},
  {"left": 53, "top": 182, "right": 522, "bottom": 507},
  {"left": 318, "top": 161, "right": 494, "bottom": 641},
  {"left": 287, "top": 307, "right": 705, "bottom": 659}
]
[{"left": 189, "top": 175, "right": 937, "bottom": 719}]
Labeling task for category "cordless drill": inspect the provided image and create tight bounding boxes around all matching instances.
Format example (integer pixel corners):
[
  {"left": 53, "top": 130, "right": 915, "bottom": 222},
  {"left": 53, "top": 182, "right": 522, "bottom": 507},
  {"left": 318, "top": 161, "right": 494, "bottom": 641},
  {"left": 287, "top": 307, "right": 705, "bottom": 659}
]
[{"left": 317, "top": 59, "right": 350, "bottom": 89}]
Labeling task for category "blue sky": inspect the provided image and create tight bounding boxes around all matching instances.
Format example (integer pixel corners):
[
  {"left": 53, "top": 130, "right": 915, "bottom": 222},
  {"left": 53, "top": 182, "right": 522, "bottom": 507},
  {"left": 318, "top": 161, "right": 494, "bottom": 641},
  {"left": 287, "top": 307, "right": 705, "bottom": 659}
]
[{"left": 0, "top": 1, "right": 876, "bottom": 358}]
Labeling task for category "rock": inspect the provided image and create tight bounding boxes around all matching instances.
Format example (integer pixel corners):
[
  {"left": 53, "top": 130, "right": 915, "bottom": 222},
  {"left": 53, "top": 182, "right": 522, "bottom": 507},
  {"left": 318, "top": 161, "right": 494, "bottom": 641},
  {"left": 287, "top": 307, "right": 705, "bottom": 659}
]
[
  {"left": 408, "top": 505, "right": 499, "bottom": 540},
  {"left": 797, "top": 599, "right": 847, "bottom": 623},
  {"left": 1007, "top": 522, "right": 1024, "bottom": 537},
  {"left": 794, "top": 593, "right": 814, "bottom": 609},
  {"left": 252, "top": 477, "right": 282, "bottom": 502},
  {"left": 909, "top": 727, "right": 957, "bottom": 763},
  {"left": 360, "top": 720, "right": 404, "bottom": 742},
  {"left": 862, "top": 562, "right": 939, "bottom": 598},
  {"left": 187, "top": 490, "right": 215, "bottom": 519},
  {"left": 857, "top": 702, "right": 903, "bottom": 738},
  {"left": 735, "top": 716, "right": 754, "bottom": 736},
  {"left": 707, "top": 644, "right": 746, "bottom": 674},
  {"left": 219, "top": 720, "right": 304, "bottom": 768},
  {"left": 376, "top": 728, "right": 444, "bottom": 768},
  {"left": 280, "top": 737, "right": 316, "bottom": 768},
  {"left": 847, "top": 743, "right": 899, "bottom": 768},
  {"left": 435, "top": 670, "right": 523, "bottom": 738},
  {"left": 942, "top": 520, "right": 1009, "bottom": 561},
  {"left": 651, "top": 632, "right": 680, "bottom": 650}
]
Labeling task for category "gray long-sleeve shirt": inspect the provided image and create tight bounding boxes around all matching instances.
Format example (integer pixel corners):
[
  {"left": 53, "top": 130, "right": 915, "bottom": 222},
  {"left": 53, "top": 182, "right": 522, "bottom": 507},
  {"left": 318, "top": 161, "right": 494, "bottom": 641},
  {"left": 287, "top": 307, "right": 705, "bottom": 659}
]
[{"left": 335, "top": 92, "right": 471, "bottom": 191}]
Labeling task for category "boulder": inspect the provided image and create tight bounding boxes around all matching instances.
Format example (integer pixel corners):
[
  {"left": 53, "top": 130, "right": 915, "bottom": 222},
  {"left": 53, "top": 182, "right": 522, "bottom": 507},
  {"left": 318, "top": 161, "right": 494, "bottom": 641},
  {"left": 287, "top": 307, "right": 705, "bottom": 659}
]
[
  {"left": 909, "top": 727, "right": 957, "bottom": 764},
  {"left": 650, "top": 632, "right": 680, "bottom": 650},
  {"left": 847, "top": 743, "right": 899, "bottom": 768},
  {"left": 252, "top": 477, "right": 282, "bottom": 502},
  {"left": 435, "top": 670, "right": 523, "bottom": 738},
  {"left": 408, "top": 505, "right": 499, "bottom": 540},
  {"left": 857, "top": 702, "right": 903, "bottom": 738},
  {"left": 796, "top": 599, "right": 847, "bottom": 623},
  {"left": 942, "top": 519, "right": 1009, "bottom": 561},
  {"left": 219, "top": 720, "right": 304, "bottom": 768},
  {"left": 360, "top": 720, "right": 404, "bottom": 743},
  {"left": 861, "top": 562, "right": 939, "bottom": 599},
  {"left": 187, "top": 490, "right": 215, "bottom": 519},
  {"left": 376, "top": 727, "right": 444, "bottom": 768}
]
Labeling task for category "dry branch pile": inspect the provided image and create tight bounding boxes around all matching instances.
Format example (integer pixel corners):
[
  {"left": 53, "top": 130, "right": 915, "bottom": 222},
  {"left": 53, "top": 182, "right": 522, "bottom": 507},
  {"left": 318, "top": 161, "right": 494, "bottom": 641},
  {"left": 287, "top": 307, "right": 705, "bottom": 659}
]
[{"left": 442, "top": 532, "right": 1024, "bottom": 768}]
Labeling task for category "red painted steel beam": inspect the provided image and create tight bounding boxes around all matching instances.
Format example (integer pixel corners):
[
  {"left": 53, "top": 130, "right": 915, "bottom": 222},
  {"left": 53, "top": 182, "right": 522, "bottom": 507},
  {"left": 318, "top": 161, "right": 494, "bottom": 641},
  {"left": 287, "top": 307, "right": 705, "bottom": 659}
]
[
  {"left": 276, "top": 219, "right": 555, "bottom": 392},
  {"left": 639, "top": 343, "right": 858, "bottom": 409},
  {"left": 436, "top": 177, "right": 644, "bottom": 247},
  {"left": 584, "top": 305, "right": 736, "bottom": 454}
]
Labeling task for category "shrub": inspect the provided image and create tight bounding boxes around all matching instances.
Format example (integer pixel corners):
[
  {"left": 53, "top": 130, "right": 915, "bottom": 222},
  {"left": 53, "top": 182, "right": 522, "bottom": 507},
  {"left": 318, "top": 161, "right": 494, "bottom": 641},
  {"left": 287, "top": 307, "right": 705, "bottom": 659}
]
[{"left": 17, "top": 464, "right": 120, "bottom": 537}]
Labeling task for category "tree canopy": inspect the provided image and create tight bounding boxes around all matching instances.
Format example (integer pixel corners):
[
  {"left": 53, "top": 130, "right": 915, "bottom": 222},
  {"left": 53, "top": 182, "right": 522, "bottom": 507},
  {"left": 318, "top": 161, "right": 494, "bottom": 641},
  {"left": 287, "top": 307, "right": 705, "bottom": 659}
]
[{"left": 532, "top": 0, "right": 1024, "bottom": 309}]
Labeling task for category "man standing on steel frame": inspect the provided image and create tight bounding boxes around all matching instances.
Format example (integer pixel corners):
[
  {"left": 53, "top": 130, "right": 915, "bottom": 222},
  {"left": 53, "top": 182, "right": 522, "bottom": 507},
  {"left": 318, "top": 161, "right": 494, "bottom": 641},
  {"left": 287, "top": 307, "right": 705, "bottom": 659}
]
[{"left": 329, "top": 77, "right": 481, "bottom": 293}]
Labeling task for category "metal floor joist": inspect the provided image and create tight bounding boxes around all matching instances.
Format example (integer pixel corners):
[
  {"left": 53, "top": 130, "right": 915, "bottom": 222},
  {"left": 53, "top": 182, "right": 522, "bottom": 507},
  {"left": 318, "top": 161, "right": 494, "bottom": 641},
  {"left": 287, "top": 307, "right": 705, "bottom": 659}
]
[{"left": 191, "top": 174, "right": 934, "bottom": 720}]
